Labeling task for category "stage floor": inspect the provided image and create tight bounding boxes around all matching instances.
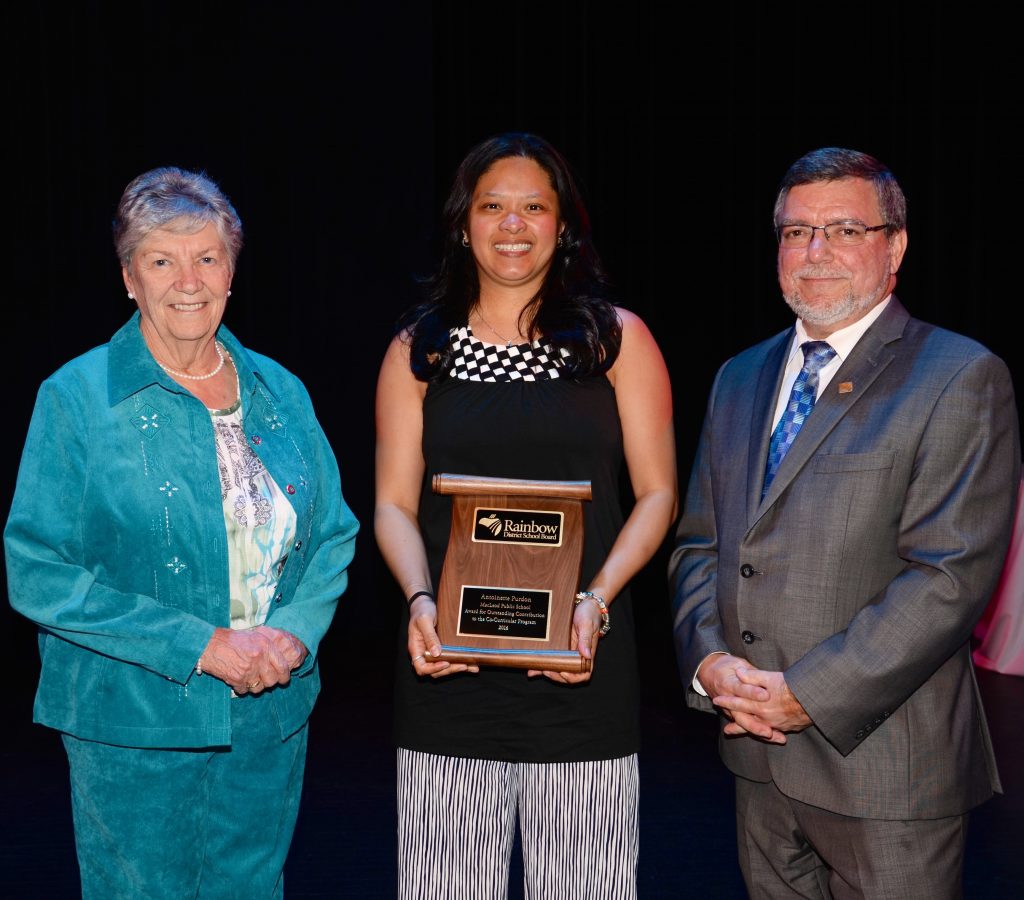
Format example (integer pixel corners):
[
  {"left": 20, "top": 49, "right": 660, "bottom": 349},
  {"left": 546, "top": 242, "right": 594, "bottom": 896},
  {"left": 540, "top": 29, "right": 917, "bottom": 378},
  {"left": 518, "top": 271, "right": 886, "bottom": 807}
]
[{"left": 3, "top": 658, "right": 1020, "bottom": 898}]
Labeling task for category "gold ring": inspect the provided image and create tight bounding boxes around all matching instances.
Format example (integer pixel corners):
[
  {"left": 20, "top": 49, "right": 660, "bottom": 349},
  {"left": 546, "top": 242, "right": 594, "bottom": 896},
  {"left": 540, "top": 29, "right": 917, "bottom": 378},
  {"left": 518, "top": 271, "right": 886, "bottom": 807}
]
[{"left": 248, "top": 680, "right": 261, "bottom": 689}]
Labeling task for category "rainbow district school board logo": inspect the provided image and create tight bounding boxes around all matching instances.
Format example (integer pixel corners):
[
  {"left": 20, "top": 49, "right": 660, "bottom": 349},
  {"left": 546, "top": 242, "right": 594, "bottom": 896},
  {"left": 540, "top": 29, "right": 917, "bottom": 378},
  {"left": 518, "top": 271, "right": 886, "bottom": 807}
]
[{"left": 472, "top": 507, "right": 564, "bottom": 547}]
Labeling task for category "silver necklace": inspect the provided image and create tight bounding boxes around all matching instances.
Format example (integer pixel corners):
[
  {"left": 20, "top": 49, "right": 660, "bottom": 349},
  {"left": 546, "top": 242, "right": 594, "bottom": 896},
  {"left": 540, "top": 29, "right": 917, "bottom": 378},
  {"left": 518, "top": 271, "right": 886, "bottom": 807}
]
[
  {"left": 474, "top": 309, "right": 519, "bottom": 348},
  {"left": 157, "top": 341, "right": 226, "bottom": 381}
]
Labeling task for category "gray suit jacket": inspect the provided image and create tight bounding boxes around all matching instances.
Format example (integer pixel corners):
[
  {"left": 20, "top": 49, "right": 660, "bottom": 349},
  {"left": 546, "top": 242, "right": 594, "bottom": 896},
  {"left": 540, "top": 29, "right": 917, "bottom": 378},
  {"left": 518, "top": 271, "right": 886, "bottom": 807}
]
[{"left": 669, "top": 298, "right": 1021, "bottom": 820}]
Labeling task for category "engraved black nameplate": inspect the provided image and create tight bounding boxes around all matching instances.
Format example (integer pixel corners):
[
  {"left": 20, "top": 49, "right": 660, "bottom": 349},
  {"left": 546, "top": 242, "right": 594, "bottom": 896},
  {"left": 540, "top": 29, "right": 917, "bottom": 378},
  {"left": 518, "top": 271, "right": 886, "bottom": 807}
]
[{"left": 457, "top": 586, "right": 552, "bottom": 641}]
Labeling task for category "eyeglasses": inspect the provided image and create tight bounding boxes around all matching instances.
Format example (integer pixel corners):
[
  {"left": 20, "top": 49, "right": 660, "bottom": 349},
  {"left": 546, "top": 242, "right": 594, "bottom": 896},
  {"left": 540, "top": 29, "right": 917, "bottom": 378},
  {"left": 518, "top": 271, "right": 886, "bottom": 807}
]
[{"left": 776, "top": 222, "right": 890, "bottom": 248}]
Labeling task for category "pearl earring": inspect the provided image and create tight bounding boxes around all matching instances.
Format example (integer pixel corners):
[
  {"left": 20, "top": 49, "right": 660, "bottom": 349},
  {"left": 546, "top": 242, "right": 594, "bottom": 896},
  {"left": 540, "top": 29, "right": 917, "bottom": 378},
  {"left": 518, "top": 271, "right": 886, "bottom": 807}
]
[
  {"left": 127, "top": 292, "right": 134, "bottom": 299},
  {"left": 461, "top": 233, "right": 469, "bottom": 247},
  {"left": 227, "top": 290, "right": 232, "bottom": 297}
]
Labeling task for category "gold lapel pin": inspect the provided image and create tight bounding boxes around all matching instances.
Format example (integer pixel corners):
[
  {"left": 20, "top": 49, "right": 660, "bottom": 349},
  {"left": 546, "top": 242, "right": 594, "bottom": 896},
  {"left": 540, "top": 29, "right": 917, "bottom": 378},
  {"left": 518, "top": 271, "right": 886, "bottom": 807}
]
[{"left": 838, "top": 382, "right": 854, "bottom": 394}]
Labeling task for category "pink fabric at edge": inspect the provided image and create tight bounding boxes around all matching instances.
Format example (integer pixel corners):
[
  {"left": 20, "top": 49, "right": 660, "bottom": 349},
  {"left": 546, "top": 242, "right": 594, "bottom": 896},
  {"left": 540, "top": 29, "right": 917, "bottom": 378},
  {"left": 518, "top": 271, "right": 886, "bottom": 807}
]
[{"left": 974, "top": 478, "right": 1024, "bottom": 676}]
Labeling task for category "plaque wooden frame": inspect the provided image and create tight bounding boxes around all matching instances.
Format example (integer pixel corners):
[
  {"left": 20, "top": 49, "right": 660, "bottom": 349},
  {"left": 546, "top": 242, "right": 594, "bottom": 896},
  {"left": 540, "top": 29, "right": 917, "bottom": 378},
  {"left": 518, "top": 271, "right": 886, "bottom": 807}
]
[{"left": 432, "top": 473, "right": 592, "bottom": 673}]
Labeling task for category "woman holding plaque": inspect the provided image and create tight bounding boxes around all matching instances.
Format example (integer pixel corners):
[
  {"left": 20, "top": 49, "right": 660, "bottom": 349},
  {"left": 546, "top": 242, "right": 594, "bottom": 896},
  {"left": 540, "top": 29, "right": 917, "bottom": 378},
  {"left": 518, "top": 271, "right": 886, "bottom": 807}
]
[{"left": 375, "top": 132, "right": 677, "bottom": 898}]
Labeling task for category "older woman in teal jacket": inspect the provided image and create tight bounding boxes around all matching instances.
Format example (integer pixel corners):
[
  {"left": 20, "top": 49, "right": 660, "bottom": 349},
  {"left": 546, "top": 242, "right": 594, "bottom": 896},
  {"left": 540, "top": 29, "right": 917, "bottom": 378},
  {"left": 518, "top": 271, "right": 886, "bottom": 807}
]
[{"left": 4, "top": 166, "right": 359, "bottom": 899}]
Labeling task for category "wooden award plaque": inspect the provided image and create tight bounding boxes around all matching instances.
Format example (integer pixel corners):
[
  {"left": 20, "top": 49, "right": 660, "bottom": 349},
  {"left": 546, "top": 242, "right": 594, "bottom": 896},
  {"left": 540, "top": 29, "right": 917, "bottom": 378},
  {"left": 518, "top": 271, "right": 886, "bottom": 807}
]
[{"left": 432, "top": 473, "right": 592, "bottom": 673}]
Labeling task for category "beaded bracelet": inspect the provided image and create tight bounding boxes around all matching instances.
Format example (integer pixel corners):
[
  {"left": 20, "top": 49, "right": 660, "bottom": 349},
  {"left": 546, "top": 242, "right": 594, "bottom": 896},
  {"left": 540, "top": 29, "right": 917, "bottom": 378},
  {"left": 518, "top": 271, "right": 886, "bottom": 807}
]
[
  {"left": 407, "top": 590, "right": 435, "bottom": 607},
  {"left": 574, "top": 591, "right": 611, "bottom": 635}
]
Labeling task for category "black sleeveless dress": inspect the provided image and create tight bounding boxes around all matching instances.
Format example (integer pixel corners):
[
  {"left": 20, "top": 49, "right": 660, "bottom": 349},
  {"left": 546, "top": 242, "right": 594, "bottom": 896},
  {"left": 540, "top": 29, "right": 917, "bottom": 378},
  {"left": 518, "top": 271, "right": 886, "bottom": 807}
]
[{"left": 391, "top": 328, "right": 640, "bottom": 763}]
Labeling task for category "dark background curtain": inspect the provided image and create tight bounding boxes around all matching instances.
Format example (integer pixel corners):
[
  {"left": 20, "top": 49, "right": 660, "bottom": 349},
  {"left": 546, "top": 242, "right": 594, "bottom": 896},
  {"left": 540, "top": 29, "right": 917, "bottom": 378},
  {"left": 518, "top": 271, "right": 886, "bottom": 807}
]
[{"left": 3, "top": 2, "right": 1020, "bottom": 888}]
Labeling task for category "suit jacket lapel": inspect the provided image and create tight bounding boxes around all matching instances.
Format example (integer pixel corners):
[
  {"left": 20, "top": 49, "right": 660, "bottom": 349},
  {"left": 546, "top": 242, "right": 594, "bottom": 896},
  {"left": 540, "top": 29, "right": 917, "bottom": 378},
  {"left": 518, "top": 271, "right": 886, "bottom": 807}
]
[
  {"left": 754, "top": 299, "right": 910, "bottom": 518},
  {"left": 747, "top": 331, "right": 793, "bottom": 525}
]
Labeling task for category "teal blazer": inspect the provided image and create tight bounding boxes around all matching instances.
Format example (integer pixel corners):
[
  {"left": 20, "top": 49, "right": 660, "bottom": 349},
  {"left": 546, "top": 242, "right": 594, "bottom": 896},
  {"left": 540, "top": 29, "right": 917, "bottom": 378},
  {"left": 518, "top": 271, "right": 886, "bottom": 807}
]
[{"left": 5, "top": 313, "right": 359, "bottom": 748}]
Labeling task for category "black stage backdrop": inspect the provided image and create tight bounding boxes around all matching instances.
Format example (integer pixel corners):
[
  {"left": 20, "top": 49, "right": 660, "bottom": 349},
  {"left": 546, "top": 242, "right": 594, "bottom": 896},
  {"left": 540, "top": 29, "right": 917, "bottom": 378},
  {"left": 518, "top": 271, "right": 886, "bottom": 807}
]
[{"left": 3, "top": 1, "right": 1021, "bottom": 892}]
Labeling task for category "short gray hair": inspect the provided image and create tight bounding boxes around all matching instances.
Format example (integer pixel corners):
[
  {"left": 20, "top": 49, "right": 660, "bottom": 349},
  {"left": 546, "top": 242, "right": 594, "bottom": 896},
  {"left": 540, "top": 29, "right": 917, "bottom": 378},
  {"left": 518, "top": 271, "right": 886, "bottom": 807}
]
[
  {"left": 773, "top": 147, "right": 907, "bottom": 234},
  {"left": 113, "top": 167, "right": 243, "bottom": 269}
]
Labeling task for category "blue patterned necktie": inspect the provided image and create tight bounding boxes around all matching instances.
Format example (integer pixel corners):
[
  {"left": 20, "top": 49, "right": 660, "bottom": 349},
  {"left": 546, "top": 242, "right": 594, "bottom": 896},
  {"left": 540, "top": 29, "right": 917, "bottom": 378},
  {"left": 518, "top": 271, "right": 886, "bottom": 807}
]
[{"left": 762, "top": 340, "right": 837, "bottom": 497}]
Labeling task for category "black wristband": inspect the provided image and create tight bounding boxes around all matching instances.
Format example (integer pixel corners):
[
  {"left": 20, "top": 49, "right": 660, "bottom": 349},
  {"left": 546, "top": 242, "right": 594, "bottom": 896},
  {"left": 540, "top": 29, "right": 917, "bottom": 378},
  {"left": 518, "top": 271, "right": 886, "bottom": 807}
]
[{"left": 407, "top": 590, "right": 435, "bottom": 606}]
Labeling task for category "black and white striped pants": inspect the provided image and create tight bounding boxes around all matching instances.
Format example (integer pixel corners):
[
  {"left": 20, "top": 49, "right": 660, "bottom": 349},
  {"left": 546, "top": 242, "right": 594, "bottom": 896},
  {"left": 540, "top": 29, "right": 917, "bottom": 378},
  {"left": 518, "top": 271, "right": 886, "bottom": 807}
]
[{"left": 397, "top": 748, "right": 638, "bottom": 900}]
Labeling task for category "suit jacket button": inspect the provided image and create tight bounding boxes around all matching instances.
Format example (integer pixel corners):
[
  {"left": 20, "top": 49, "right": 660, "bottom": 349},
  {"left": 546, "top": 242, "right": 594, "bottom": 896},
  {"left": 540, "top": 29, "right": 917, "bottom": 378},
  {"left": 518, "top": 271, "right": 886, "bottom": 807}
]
[
  {"left": 741, "top": 630, "right": 756, "bottom": 644},
  {"left": 855, "top": 730, "right": 865, "bottom": 739},
  {"left": 274, "top": 593, "right": 283, "bottom": 603},
  {"left": 740, "top": 564, "right": 755, "bottom": 578}
]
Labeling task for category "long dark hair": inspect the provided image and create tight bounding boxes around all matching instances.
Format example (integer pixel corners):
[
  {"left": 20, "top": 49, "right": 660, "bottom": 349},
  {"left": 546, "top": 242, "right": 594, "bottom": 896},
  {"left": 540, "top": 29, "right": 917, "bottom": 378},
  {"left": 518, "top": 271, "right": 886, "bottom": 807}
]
[{"left": 397, "top": 132, "right": 621, "bottom": 381}]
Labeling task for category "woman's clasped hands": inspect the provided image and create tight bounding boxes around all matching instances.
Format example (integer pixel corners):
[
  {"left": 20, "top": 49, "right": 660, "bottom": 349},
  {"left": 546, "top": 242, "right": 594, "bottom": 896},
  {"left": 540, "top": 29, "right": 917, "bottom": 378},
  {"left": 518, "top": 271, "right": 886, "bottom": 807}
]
[{"left": 198, "top": 625, "right": 307, "bottom": 695}]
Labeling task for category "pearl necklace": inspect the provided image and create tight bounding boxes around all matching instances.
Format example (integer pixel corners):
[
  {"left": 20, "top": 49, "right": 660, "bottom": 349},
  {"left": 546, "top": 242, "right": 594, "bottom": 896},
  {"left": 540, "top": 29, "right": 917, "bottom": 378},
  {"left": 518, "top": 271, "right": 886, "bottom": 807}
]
[{"left": 157, "top": 342, "right": 226, "bottom": 381}]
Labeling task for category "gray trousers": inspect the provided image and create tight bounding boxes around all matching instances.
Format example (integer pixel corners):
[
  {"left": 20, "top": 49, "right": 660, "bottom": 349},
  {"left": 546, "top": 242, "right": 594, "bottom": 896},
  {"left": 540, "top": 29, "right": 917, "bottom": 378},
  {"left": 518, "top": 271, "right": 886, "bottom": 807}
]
[{"left": 735, "top": 775, "right": 968, "bottom": 900}]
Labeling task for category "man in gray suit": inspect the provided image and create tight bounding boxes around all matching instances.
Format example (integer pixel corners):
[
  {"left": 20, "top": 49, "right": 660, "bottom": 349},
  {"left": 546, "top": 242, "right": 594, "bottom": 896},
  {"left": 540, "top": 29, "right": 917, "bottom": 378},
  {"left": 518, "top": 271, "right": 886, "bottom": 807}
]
[{"left": 669, "top": 147, "right": 1020, "bottom": 899}]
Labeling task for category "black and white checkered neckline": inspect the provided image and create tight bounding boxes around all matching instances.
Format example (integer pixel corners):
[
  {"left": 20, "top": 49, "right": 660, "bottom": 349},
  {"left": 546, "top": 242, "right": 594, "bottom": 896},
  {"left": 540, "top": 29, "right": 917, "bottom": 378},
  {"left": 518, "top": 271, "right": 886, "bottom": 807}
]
[{"left": 448, "top": 325, "right": 570, "bottom": 382}]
